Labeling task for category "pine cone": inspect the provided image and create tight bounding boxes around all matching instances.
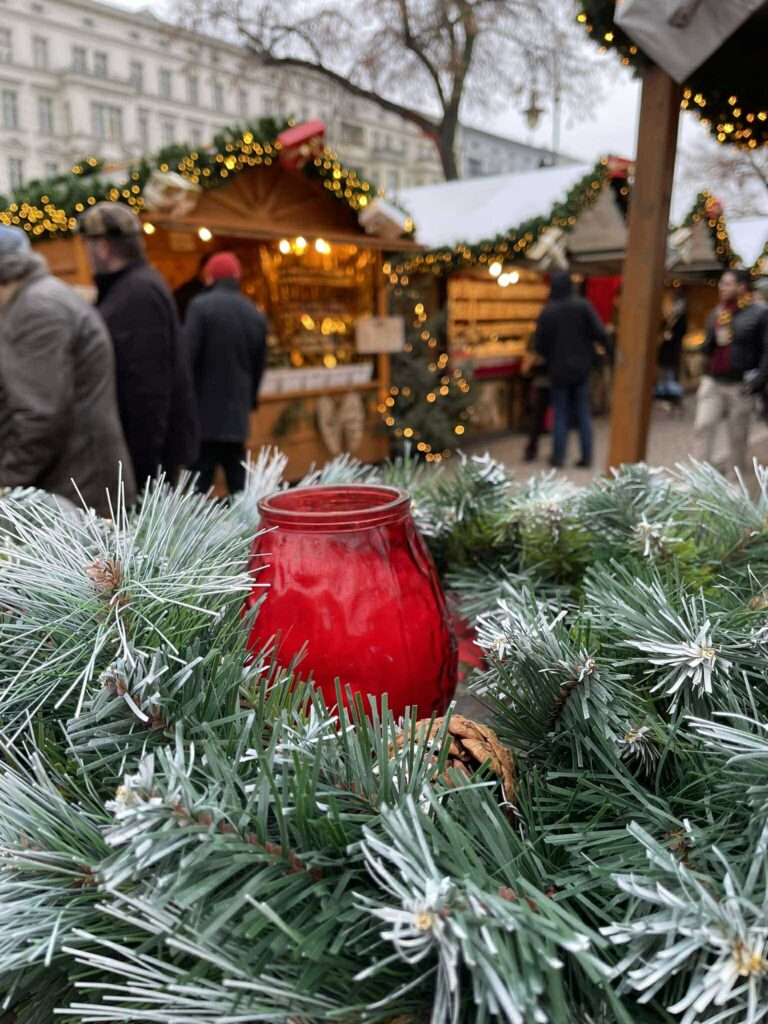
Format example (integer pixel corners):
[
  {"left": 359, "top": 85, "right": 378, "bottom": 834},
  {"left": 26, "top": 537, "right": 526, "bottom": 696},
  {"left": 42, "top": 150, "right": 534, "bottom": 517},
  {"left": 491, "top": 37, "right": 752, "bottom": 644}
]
[
  {"left": 85, "top": 558, "right": 122, "bottom": 595},
  {"left": 395, "top": 714, "right": 516, "bottom": 805}
]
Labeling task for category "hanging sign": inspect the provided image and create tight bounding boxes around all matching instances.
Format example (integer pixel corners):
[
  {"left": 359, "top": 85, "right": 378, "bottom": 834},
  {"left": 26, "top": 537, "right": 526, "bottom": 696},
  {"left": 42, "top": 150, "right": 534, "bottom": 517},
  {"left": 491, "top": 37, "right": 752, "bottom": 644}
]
[
  {"left": 355, "top": 316, "right": 406, "bottom": 354},
  {"left": 615, "top": 0, "right": 763, "bottom": 82}
]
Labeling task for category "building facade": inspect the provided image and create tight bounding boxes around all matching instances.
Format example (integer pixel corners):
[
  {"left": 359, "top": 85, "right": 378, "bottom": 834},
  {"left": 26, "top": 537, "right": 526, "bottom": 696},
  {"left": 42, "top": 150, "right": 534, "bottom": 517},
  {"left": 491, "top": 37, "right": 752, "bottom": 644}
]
[{"left": 0, "top": 0, "right": 567, "bottom": 197}]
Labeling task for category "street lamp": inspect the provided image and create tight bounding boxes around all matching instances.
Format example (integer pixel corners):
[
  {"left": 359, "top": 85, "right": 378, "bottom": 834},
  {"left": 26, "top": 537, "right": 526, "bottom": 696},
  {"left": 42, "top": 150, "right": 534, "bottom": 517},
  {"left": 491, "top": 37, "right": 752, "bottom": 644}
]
[{"left": 524, "top": 92, "right": 544, "bottom": 131}]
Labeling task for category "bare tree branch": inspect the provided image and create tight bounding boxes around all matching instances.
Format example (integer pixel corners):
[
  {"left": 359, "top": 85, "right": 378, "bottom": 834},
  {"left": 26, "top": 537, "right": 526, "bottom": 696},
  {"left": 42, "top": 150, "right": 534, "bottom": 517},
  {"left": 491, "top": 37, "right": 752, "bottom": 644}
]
[{"left": 179, "top": 0, "right": 606, "bottom": 179}]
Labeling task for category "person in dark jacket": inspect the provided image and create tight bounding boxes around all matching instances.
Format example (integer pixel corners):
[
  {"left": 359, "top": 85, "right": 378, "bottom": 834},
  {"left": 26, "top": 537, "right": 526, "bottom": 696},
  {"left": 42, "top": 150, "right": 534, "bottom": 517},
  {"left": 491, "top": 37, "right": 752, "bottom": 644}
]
[
  {"left": 184, "top": 252, "right": 267, "bottom": 494},
  {"left": 533, "top": 270, "right": 608, "bottom": 468},
  {"left": 173, "top": 253, "right": 210, "bottom": 322},
  {"left": 0, "top": 224, "right": 135, "bottom": 514},
  {"left": 654, "top": 293, "right": 687, "bottom": 407},
  {"left": 78, "top": 203, "right": 199, "bottom": 489},
  {"left": 693, "top": 268, "right": 768, "bottom": 473}
]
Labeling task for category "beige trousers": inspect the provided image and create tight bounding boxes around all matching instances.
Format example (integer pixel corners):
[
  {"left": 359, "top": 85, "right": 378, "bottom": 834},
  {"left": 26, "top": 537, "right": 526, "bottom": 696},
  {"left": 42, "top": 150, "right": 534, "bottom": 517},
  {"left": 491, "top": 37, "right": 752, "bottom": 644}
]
[{"left": 693, "top": 375, "right": 754, "bottom": 473}]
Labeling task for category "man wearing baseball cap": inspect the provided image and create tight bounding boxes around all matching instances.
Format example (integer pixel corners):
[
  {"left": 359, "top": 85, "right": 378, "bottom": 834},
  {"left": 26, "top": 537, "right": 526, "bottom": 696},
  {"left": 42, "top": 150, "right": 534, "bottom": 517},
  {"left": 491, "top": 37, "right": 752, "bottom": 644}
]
[
  {"left": 0, "top": 224, "right": 135, "bottom": 513},
  {"left": 184, "top": 251, "right": 267, "bottom": 494},
  {"left": 78, "top": 202, "right": 199, "bottom": 488}
]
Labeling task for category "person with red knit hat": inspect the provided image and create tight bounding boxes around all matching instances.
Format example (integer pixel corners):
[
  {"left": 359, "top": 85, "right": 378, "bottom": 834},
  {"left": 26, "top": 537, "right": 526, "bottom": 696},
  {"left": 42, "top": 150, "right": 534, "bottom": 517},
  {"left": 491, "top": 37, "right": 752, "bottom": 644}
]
[{"left": 183, "top": 250, "right": 267, "bottom": 494}]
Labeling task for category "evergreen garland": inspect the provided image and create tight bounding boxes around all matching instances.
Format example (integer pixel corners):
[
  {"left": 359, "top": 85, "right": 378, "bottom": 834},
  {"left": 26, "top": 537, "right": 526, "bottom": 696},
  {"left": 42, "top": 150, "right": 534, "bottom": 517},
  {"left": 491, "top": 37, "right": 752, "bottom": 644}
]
[
  {"left": 394, "top": 159, "right": 615, "bottom": 280},
  {"left": 0, "top": 119, "right": 389, "bottom": 241},
  {"left": 680, "top": 191, "right": 742, "bottom": 269},
  {"left": 3, "top": 453, "right": 768, "bottom": 1021},
  {"left": 577, "top": 1, "right": 768, "bottom": 149}
]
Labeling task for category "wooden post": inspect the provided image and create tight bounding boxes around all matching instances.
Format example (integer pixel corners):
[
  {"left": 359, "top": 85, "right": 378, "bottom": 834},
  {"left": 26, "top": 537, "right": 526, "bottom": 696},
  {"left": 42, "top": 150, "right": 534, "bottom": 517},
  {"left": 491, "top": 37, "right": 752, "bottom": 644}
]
[{"left": 607, "top": 64, "right": 682, "bottom": 469}]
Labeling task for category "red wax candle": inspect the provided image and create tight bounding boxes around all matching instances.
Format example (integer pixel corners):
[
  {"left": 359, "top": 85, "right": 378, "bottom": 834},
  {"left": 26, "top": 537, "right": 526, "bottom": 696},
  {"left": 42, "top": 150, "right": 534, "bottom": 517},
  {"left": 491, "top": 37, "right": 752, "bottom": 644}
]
[{"left": 246, "top": 485, "right": 457, "bottom": 718}]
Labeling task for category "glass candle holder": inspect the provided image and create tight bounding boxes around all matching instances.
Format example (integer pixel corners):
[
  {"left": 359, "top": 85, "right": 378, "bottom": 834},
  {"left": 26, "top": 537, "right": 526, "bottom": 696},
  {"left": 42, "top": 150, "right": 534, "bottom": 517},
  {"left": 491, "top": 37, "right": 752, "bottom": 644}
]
[{"left": 246, "top": 484, "right": 457, "bottom": 718}]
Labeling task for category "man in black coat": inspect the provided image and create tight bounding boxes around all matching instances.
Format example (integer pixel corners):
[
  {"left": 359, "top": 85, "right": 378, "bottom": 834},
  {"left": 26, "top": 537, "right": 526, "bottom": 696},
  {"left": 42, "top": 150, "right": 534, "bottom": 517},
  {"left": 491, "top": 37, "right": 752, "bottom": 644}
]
[
  {"left": 78, "top": 203, "right": 200, "bottom": 490},
  {"left": 183, "top": 251, "right": 267, "bottom": 494},
  {"left": 533, "top": 270, "right": 609, "bottom": 468}
]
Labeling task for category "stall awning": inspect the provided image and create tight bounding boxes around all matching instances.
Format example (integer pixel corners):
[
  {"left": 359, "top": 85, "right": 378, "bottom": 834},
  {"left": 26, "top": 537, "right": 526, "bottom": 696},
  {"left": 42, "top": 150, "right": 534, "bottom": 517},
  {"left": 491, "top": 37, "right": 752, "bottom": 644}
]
[{"left": 398, "top": 164, "right": 593, "bottom": 249}]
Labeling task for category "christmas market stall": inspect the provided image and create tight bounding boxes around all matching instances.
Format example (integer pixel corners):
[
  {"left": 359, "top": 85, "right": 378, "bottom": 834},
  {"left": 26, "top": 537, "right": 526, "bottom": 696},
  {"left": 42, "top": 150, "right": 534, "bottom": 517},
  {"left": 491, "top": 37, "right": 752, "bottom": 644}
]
[
  {"left": 394, "top": 158, "right": 630, "bottom": 436},
  {"left": 576, "top": 0, "right": 768, "bottom": 466},
  {"left": 1, "top": 121, "right": 417, "bottom": 478},
  {"left": 666, "top": 196, "right": 767, "bottom": 388}
]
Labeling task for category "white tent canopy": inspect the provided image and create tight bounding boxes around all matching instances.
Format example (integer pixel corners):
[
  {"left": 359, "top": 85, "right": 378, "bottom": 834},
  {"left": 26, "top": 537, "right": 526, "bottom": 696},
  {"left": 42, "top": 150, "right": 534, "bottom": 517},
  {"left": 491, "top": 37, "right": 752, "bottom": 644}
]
[
  {"left": 397, "top": 164, "right": 593, "bottom": 250},
  {"left": 728, "top": 216, "right": 768, "bottom": 269}
]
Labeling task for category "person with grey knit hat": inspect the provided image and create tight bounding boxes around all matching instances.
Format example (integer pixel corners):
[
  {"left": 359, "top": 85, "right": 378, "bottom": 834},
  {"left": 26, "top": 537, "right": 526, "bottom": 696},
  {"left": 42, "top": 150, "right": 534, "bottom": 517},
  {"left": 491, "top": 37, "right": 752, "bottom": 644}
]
[{"left": 0, "top": 224, "right": 135, "bottom": 514}]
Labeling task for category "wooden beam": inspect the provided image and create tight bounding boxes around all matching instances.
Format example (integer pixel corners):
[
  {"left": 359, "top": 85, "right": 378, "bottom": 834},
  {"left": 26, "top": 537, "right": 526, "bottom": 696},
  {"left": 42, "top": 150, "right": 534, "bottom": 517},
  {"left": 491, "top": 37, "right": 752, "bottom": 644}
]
[{"left": 607, "top": 64, "right": 682, "bottom": 469}]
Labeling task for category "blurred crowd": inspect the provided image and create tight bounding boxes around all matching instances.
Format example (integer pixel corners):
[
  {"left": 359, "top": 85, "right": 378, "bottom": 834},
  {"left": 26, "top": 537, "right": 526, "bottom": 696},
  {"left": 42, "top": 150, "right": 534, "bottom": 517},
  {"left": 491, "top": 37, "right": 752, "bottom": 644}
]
[{"left": 0, "top": 205, "right": 266, "bottom": 515}]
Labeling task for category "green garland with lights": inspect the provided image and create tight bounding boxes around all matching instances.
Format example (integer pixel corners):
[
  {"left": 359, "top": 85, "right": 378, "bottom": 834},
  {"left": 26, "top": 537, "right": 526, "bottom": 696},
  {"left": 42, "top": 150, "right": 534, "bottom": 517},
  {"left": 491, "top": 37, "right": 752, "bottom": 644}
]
[
  {"left": 0, "top": 119, "right": 394, "bottom": 241},
  {"left": 680, "top": 191, "right": 742, "bottom": 269},
  {"left": 392, "top": 158, "right": 625, "bottom": 281},
  {"left": 577, "top": 1, "right": 768, "bottom": 149}
]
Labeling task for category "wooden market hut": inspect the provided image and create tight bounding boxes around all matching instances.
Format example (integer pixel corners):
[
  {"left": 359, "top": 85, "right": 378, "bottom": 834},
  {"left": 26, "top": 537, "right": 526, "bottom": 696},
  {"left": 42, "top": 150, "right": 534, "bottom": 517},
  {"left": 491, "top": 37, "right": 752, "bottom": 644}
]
[
  {"left": 574, "top": 1, "right": 768, "bottom": 467},
  {"left": 396, "top": 159, "right": 630, "bottom": 434},
  {"left": 26, "top": 138, "right": 418, "bottom": 479}
]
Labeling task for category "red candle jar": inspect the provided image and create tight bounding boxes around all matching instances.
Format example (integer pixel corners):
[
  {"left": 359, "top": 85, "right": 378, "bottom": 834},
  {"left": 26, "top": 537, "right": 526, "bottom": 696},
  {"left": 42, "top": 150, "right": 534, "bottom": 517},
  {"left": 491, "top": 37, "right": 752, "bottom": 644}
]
[{"left": 246, "top": 485, "right": 457, "bottom": 718}]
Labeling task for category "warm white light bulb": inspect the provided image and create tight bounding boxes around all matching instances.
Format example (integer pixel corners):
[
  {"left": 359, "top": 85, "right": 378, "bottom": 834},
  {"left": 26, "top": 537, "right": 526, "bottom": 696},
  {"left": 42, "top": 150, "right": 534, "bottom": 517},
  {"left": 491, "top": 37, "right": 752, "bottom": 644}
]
[
  {"left": 314, "top": 237, "right": 331, "bottom": 254},
  {"left": 198, "top": 226, "right": 212, "bottom": 242},
  {"left": 489, "top": 261, "right": 502, "bottom": 277},
  {"left": 142, "top": 222, "right": 156, "bottom": 235},
  {"left": 278, "top": 239, "right": 291, "bottom": 254}
]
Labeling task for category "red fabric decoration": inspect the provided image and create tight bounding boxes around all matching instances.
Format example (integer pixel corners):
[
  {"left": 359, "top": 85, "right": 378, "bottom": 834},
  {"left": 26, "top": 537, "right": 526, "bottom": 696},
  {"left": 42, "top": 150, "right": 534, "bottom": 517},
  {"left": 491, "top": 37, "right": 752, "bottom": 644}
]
[
  {"left": 586, "top": 274, "right": 622, "bottom": 324},
  {"left": 205, "top": 252, "right": 241, "bottom": 281},
  {"left": 605, "top": 155, "right": 634, "bottom": 180},
  {"left": 277, "top": 120, "right": 326, "bottom": 171}
]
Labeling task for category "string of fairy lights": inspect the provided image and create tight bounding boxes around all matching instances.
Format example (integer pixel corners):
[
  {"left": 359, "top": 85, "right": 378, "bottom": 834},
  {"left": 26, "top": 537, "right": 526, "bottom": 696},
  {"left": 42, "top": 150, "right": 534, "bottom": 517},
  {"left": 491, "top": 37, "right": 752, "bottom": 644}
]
[
  {"left": 682, "top": 191, "right": 741, "bottom": 269},
  {"left": 576, "top": 2, "right": 768, "bottom": 149},
  {"left": 0, "top": 120, "right": 392, "bottom": 239},
  {"left": 378, "top": 298, "right": 473, "bottom": 463},
  {"left": 390, "top": 159, "right": 615, "bottom": 282}
]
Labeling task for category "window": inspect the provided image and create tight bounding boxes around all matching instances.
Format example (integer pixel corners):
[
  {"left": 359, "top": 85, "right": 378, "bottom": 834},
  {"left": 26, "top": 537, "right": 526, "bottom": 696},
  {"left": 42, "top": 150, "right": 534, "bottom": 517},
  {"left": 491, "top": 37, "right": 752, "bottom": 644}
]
[
  {"left": 71, "top": 45, "right": 87, "bottom": 73},
  {"left": 2, "top": 89, "right": 18, "bottom": 129},
  {"left": 467, "top": 157, "right": 483, "bottom": 176},
  {"left": 160, "top": 119, "right": 175, "bottom": 146},
  {"left": 91, "top": 102, "right": 123, "bottom": 142},
  {"left": 93, "top": 51, "right": 108, "bottom": 77},
  {"left": 129, "top": 61, "right": 144, "bottom": 91},
  {"left": 0, "top": 28, "right": 11, "bottom": 63},
  {"left": 32, "top": 36, "right": 48, "bottom": 69},
  {"left": 8, "top": 157, "right": 23, "bottom": 190},
  {"left": 159, "top": 68, "right": 172, "bottom": 99},
  {"left": 386, "top": 168, "right": 399, "bottom": 192},
  {"left": 137, "top": 109, "right": 150, "bottom": 150},
  {"left": 37, "top": 96, "right": 54, "bottom": 133},
  {"left": 211, "top": 81, "right": 223, "bottom": 112},
  {"left": 44, "top": 160, "right": 58, "bottom": 177},
  {"left": 186, "top": 74, "right": 198, "bottom": 105},
  {"left": 237, "top": 87, "right": 248, "bottom": 118},
  {"left": 188, "top": 123, "right": 202, "bottom": 147},
  {"left": 340, "top": 121, "right": 364, "bottom": 146}
]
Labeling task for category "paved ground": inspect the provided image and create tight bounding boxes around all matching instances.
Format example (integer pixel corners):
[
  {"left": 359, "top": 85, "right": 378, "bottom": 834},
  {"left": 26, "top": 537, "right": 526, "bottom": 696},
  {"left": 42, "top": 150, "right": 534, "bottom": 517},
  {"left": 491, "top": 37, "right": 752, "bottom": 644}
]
[{"left": 463, "top": 395, "right": 768, "bottom": 485}]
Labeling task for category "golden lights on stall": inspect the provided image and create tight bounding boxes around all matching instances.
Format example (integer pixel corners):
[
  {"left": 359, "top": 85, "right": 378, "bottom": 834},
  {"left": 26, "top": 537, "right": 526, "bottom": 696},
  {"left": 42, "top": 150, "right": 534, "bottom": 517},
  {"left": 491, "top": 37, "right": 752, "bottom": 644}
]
[
  {"left": 1, "top": 124, "right": 389, "bottom": 241},
  {"left": 198, "top": 226, "right": 213, "bottom": 242},
  {"left": 143, "top": 222, "right": 156, "bottom": 235},
  {"left": 394, "top": 159, "right": 614, "bottom": 281}
]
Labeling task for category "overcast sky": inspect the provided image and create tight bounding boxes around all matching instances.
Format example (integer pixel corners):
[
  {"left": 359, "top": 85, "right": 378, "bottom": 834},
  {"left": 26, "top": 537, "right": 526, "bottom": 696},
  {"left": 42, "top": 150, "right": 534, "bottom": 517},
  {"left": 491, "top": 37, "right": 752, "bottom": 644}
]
[{"left": 113, "top": 0, "right": 764, "bottom": 220}]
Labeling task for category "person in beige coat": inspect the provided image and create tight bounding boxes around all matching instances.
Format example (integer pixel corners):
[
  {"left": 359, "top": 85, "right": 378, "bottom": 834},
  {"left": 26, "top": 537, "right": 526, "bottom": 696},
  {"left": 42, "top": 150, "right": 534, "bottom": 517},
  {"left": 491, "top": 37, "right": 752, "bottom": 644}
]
[{"left": 0, "top": 224, "right": 135, "bottom": 515}]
